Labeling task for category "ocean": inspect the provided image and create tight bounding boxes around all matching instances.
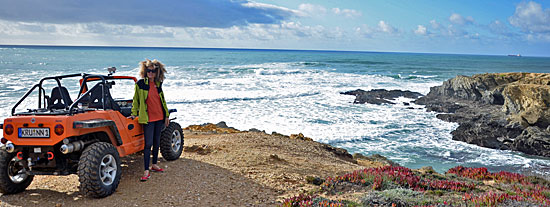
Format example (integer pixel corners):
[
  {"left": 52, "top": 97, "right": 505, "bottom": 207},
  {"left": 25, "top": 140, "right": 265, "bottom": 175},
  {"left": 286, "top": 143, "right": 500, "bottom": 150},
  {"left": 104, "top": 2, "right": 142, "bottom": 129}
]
[{"left": 1, "top": 45, "right": 549, "bottom": 176}]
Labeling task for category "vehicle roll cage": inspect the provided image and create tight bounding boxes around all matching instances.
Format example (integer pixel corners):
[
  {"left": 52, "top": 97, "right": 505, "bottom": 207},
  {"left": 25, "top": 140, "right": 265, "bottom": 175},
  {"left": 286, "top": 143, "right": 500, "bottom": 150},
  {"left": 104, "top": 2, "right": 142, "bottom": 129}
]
[{"left": 11, "top": 73, "right": 136, "bottom": 116}]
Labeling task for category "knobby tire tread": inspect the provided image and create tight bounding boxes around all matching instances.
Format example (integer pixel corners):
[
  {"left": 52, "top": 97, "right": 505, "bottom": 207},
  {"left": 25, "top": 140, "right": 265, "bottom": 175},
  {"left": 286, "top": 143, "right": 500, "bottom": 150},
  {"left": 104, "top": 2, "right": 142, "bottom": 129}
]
[
  {"left": 160, "top": 122, "right": 184, "bottom": 161},
  {"left": 0, "top": 150, "right": 34, "bottom": 194},
  {"left": 77, "top": 142, "right": 121, "bottom": 198}
]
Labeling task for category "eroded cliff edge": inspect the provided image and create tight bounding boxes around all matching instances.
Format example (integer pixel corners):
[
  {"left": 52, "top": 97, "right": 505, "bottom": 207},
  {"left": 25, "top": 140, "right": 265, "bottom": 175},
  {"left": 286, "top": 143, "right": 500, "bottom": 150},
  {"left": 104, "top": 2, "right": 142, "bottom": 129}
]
[{"left": 415, "top": 73, "right": 550, "bottom": 157}]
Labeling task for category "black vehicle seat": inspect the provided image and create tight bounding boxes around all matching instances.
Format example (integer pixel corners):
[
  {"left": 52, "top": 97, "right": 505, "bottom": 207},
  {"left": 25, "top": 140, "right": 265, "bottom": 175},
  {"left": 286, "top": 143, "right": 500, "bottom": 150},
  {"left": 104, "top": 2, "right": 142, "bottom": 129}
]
[
  {"left": 78, "top": 93, "right": 90, "bottom": 105},
  {"left": 119, "top": 106, "right": 132, "bottom": 117},
  {"left": 88, "top": 87, "right": 103, "bottom": 109},
  {"left": 88, "top": 85, "right": 121, "bottom": 112},
  {"left": 48, "top": 87, "right": 73, "bottom": 110}
]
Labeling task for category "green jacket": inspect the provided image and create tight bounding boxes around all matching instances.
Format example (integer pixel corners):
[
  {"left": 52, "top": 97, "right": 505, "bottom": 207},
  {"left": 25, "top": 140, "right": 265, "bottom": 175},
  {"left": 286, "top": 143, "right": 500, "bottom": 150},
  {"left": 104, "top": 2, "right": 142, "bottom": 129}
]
[{"left": 131, "top": 77, "right": 170, "bottom": 124}]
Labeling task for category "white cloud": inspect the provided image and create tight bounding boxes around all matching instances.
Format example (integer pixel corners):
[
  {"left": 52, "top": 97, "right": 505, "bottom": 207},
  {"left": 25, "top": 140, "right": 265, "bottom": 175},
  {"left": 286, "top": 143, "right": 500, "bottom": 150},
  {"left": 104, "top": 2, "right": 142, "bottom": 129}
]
[
  {"left": 489, "top": 20, "right": 515, "bottom": 37},
  {"left": 332, "top": 8, "right": 362, "bottom": 18},
  {"left": 279, "top": 21, "right": 346, "bottom": 39},
  {"left": 0, "top": 21, "right": 34, "bottom": 35},
  {"left": 509, "top": 1, "right": 550, "bottom": 33},
  {"left": 298, "top": 4, "right": 361, "bottom": 18},
  {"left": 414, "top": 25, "right": 427, "bottom": 35},
  {"left": 0, "top": 21, "right": 169, "bottom": 40},
  {"left": 424, "top": 16, "right": 479, "bottom": 39},
  {"left": 242, "top": 2, "right": 298, "bottom": 14},
  {"left": 449, "top": 13, "right": 474, "bottom": 25},
  {"left": 0, "top": 18, "right": 353, "bottom": 46},
  {"left": 527, "top": 33, "right": 550, "bottom": 42},
  {"left": 378, "top": 21, "right": 397, "bottom": 34},
  {"left": 354, "top": 21, "right": 399, "bottom": 38},
  {"left": 298, "top": 3, "right": 327, "bottom": 17},
  {"left": 430, "top": 20, "right": 441, "bottom": 29},
  {"left": 446, "top": 24, "right": 468, "bottom": 37},
  {"left": 468, "top": 33, "right": 480, "bottom": 39},
  {"left": 355, "top": 24, "right": 374, "bottom": 38},
  {"left": 167, "top": 21, "right": 330, "bottom": 41},
  {"left": 324, "top": 26, "right": 345, "bottom": 39},
  {"left": 0, "top": 20, "right": 182, "bottom": 46}
]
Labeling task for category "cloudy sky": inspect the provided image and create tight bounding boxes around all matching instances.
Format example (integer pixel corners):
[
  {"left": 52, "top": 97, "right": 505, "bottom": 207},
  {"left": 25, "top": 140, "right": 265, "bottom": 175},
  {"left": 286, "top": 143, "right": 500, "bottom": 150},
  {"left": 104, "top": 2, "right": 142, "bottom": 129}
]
[{"left": 1, "top": 0, "right": 549, "bottom": 56}]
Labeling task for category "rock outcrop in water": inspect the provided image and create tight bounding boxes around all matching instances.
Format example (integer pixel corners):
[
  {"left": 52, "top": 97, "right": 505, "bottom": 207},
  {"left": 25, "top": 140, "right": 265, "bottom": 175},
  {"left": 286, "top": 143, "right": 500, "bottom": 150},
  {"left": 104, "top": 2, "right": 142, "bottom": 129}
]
[
  {"left": 341, "top": 89, "right": 423, "bottom": 105},
  {"left": 415, "top": 73, "right": 550, "bottom": 157}
]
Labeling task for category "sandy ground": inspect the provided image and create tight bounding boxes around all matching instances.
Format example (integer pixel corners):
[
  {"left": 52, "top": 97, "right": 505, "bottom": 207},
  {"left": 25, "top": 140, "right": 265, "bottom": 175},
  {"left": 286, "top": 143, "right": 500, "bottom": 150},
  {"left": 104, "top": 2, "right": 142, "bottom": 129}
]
[{"left": 0, "top": 130, "right": 370, "bottom": 206}]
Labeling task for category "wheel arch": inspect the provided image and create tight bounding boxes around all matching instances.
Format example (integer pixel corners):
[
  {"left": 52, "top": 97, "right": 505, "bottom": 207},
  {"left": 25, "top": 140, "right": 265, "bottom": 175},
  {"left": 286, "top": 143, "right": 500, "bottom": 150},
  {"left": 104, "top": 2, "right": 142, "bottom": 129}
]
[
  {"left": 72, "top": 120, "right": 123, "bottom": 146},
  {"left": 79, "top": 131, "right": 111, "bottom": 143}
]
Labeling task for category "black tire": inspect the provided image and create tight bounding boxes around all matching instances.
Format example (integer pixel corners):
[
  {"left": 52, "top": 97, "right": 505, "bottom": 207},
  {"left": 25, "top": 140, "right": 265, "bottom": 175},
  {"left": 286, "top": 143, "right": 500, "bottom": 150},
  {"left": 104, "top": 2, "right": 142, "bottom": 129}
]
[
  {"left": 77, "top": 142, "right": 121, "bottom": 198},
  {"left": 0, "top": 150, "right": 34, "bottom": 194},
  {"left": 160, "top": 122, "right": 184, "bottom": 161}
]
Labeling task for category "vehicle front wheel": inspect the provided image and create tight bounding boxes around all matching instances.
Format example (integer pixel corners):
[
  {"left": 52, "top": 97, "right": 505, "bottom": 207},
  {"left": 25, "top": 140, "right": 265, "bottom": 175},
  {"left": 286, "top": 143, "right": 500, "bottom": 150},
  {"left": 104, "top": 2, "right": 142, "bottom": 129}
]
[
  {"left": 160, "top": 122, "right": 184, "bottom": 161},
  {"left": 77, "top": 142, "right": 121, "bottom": 198},
  {"left": 0, "top": 150, "right": 34, "bottom": 194}
]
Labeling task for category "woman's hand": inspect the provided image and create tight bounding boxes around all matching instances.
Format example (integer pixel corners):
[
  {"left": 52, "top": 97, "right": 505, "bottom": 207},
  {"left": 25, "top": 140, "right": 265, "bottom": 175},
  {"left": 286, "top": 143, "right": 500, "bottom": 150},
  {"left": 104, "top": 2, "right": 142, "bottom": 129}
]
[{"left": 165, "top": 118, "right": 170, "bottom": 127}]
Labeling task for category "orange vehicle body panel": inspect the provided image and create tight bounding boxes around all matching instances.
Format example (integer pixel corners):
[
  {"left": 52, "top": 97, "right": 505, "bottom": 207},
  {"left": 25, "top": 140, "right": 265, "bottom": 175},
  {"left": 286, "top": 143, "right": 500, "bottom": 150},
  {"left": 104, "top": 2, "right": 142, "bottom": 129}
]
[{"left": 2, "top": 110, "right": 144, "bottom": 157}]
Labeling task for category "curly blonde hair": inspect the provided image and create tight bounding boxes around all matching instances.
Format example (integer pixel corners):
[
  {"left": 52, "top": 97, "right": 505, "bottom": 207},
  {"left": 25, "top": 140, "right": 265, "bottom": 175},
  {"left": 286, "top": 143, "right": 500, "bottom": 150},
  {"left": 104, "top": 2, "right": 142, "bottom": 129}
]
[{"left": 139, "top": 59, "right": 167, "bottom": 82}]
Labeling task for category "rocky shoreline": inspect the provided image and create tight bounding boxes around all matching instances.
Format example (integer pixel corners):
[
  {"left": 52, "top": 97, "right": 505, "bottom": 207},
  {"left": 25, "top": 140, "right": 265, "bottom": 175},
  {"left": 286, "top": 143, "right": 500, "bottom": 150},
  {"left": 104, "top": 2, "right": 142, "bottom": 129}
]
[
  {"left": 1, "top": 121, "right": 548, "bottom": 206},
  {"left": 340, "top": 89, "right": 423, "bottom": 105},
  {"left": 344, "top": 72, "right": 550, "bottom": 158},
  {"left": 184, "top": 121, "right": 398, "bottom": 167},
  {"left": 179, "top": 122, "right": 550, "bottom": 206}
]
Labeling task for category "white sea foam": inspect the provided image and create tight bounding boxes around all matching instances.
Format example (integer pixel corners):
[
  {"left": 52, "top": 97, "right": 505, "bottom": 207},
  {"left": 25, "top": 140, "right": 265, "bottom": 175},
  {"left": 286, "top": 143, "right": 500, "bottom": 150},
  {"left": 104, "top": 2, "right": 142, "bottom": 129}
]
[
  {"left": 1, "top": 59, "right": 549, "bottom": 176},
  {"left": 170, "top": 62, "right": 549, "bottom": 175}
]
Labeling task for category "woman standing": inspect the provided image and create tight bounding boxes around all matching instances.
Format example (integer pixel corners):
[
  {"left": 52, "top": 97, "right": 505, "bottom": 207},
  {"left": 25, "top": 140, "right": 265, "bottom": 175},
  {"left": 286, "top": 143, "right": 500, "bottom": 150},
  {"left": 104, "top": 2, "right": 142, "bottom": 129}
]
[{"left": 129, "top": 59, "right": 170, "bottom": 182}]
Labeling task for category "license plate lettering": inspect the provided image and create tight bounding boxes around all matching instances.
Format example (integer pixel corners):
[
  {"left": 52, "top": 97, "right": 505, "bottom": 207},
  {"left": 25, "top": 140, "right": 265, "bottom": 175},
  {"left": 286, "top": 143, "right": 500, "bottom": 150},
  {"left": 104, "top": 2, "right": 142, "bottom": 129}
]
[{"left": 18, "top": 128, "right": 50, "bottom": 138}]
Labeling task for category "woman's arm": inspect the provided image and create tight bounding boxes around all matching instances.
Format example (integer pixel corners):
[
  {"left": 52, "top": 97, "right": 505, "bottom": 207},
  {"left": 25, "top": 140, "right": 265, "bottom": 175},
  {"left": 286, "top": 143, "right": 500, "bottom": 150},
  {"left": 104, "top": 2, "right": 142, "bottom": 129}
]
[{"left": 130, "top": 83, "right": 140, "bottom": 117}]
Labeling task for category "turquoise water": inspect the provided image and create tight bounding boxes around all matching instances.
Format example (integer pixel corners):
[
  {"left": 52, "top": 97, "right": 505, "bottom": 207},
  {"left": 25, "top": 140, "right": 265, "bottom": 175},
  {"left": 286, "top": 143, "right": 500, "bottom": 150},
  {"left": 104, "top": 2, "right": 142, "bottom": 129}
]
[{"left": 1, "top": 45, "right": 549, "bottom": 175}]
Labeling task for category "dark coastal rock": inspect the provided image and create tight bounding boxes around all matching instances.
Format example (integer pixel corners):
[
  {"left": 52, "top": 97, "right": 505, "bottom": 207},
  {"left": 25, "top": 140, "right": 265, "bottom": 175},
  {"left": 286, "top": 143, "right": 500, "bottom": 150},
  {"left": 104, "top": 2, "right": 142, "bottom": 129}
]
[
  {"left": 248, "top": 128, "right": 265, "bottom": 133},
  {"left": 502, "top": 84, "right": 550, "bottom": 128},
  {"left": 353, "top": 153, "right": 400, "bottom": 167},
  {"left": 185, "top": 121, "right": 241, "bottom": 133},
  {"left": 341, "top": 89, "right": 423, "bottom": 105},
  {"left": 417, "top": 166, "right": 436, "bottom": 174},
  {"left": 431, "top": 101, "right": 522, "bottom": 150},
  {"left": 290, "top": 133, "right": 314, "bottom": 141},
  {"left": 416, "top": 73, "right": 550, "bottom": 157},
  {"left": 214, "top": 121, "right": 239, "bottom": 131},
  {"left": 305, "top": 176, "right": 324, "bottom": 185},
  {"left": 513, "top": 127, "right": 550, "bottom": 157},
  {"left": 420, "top": 99, "right": 463, "bottom": 113},
  {"left": 420, "top": 74, "right": 521, "bottom": 103},
  {"left": 321, "top": 144, "right": 354, "bottom": 163}
]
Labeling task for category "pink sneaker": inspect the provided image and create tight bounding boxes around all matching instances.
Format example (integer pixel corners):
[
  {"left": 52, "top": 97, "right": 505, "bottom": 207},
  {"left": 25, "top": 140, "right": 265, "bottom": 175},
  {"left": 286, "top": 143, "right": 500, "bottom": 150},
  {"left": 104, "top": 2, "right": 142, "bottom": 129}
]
[
  {"left": 140, "top": 173, "right": 151, "bottom": 182},
  {"left": 151, "top": 167, "right": 165, "bottom": 173}
]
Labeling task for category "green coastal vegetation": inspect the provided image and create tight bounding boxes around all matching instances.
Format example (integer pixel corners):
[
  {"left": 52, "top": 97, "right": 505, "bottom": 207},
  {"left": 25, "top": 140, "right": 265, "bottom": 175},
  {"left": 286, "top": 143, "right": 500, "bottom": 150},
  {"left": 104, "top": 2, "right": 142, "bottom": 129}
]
[
  {"left": 283, "top": 72, "right": 550, "bottom": 207},
  {"left": 283, "top": 165, "right": 550, "bottom": 206},
  {"left": 183, "top": 122, "right": 550, "bottom": 206}
]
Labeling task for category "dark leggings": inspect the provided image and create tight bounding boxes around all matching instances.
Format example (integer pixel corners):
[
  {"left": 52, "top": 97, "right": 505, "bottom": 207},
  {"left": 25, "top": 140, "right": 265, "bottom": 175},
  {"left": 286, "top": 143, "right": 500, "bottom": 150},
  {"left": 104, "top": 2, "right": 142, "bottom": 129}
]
[{"left": 143, "top": 120, "right": 163, "bottom": 171}]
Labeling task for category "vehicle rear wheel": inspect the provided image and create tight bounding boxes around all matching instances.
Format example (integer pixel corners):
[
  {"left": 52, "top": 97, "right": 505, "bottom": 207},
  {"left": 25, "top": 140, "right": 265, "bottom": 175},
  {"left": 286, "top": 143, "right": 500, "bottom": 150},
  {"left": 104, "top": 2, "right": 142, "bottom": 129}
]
[
  {"left": 160, "top": 122, "right": 184, "bottom": 161},
  {"left": 77, "top": 142, "right": 121, "bottom": 198},
  {"left": 0, "top": 150, "right": 34, "bottom": 194}
]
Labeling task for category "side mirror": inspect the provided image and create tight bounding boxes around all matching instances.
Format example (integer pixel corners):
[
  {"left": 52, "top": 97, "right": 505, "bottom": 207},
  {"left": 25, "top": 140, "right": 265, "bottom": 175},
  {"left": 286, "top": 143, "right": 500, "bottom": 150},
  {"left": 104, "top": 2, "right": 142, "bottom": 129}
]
[{"left": 107, "top": 67, "right": 116, "bottom": 76}]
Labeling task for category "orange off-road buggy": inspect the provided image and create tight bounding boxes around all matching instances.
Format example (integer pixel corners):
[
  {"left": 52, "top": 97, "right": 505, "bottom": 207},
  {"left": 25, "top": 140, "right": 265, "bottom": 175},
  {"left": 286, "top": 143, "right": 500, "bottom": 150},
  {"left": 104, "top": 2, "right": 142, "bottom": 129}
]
[{"left": 0, "top": 69, "right": 183, "bottom": 197}]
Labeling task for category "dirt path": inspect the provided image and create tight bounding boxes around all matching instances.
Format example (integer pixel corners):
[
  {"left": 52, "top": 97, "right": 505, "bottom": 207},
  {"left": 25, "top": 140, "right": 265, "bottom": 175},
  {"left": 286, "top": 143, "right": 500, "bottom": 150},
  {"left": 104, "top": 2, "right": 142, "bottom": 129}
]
[
  {"left": 0, "top": 156, "right": 277, "bottom": 207},
  {"left": 0, "top": 130, "right": 374, "bottom": 206}
]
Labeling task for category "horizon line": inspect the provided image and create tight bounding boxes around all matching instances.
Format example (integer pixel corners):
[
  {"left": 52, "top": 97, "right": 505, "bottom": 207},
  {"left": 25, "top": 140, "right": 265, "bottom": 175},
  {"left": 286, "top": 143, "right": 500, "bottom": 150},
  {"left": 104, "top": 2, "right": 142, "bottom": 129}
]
[{"left": 0, "top": 44, "right": 545, "bottom": 58}]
